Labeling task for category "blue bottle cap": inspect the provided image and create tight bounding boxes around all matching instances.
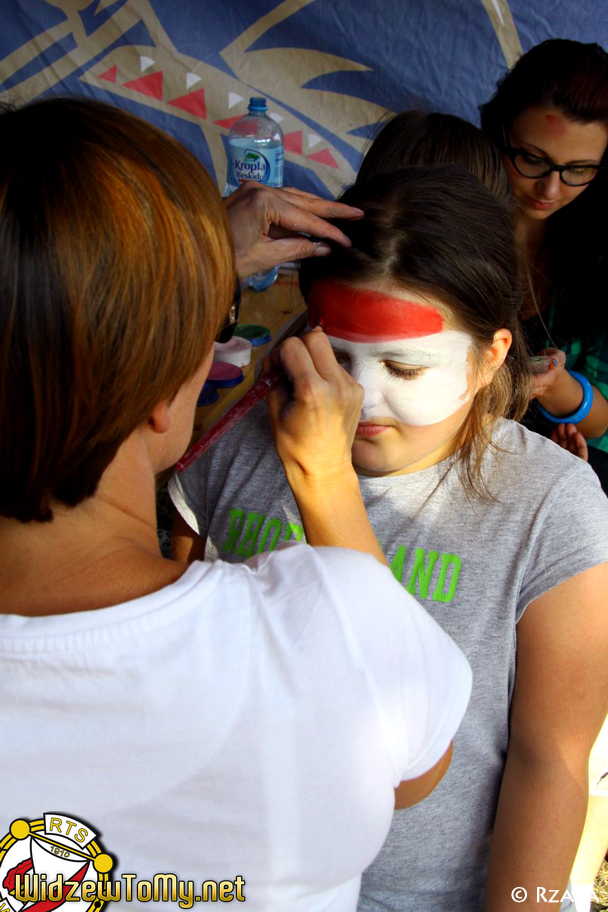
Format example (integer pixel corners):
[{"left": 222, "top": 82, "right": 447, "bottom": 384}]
[
  {"left": 197, "top": 381, "right": 219, "bottom": 407},
  {"left": 248, "top": 97, "right": 267, "bottom": 111}
]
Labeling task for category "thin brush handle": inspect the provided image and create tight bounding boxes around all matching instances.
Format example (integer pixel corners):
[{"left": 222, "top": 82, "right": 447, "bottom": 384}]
[{"left": 177, "top": 369, "right": 283, "bottom": 471}]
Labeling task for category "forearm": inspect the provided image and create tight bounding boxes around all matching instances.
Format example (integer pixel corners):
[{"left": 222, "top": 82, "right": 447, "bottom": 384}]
[
  {"left": 484, "top": 747, "right": 588, "bottom": 911},
  {"left": 538, "top": 373, "right": 608, "bottom": 438},
  {"left": 285, "top": 468, "right": 387, "bottom": 566}
]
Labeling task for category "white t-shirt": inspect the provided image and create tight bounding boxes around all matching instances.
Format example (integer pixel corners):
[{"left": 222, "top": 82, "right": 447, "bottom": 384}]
[{"left": 0, "top": 544, "right": 471, "bottom": 911}]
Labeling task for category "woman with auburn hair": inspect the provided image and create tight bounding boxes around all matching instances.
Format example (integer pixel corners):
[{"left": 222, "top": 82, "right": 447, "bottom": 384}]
[
  {"left": 481, "top": 38, "right": 608, "bottom": 492},
  {"left": 0, "top": 97, "right": 472, "bottom": 911},
  {"left": 172, "top": 166, "right": 608, "bottom": 911}
]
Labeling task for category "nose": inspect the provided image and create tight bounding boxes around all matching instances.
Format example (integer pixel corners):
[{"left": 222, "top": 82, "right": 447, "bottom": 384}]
[
  {"left": 535, "top": 170, "right": 561, "bottom": 200},
  {"left": 348, "top": 363, "right": 382, "bottom": 411}
]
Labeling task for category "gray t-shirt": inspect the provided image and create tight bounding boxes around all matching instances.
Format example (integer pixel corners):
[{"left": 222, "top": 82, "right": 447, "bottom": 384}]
[{"left": 170, "top": 408, "right": 608, "bottom": 912}]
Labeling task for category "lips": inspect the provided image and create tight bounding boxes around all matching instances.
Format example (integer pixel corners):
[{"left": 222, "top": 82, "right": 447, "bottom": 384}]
[
  {"left": 356, "top": 421, "right": 391, "bottom": 437},
  {"left": 526, "top": 197, "right": 556, "bottom": 211}
]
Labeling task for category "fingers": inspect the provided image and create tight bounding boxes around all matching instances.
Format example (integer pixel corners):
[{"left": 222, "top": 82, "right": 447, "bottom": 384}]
[
  {"left": 566, "top": 423, "right": 589, "bottom": 462},
  {"left": 551, "top": 424, "right": 567, "bottom": 448},
  {"left": 250, "top": 237, "right": 332, "bottom": 273},
  {"left": 265, "top": 195, "right": 355, "bottom": 248},
  {"left": 276, "top": 185, "right": 365, "bottom": 221},
  {"left": 551, "top": 423, "right": 589, "bottom": 462},
  {"left": 538, "top": 348, "right": 567, "bottom": 369}
]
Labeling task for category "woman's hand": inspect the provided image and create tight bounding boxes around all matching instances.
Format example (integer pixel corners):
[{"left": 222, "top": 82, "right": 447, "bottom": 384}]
[
  {"left": 224, "top": 182, "right": 364, "bottom": 278},
  {"left": 266, "top": 327, "right": 363, "bottom": 487},
  {"left": 530, "top": 348, "right": 567, "bottom": 399},
  {"left": 265, "top": 328, "right": 386, "bottom": 564},
  {"left": 551, "top": 423, "right": 589, "bottom": 461}
]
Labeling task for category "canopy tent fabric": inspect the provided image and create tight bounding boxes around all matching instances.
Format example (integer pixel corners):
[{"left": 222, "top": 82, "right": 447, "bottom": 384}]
[{"left": 1, "top": 0, "right": 607, "bottom": 198}]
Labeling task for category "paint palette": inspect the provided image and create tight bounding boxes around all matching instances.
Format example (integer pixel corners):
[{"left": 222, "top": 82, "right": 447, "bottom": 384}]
[
  {"left": 213, "top": 336, "right": 252, "bottom": 367},
  {"left": 197, "top": 381, "right": 219, "bottom": 406},
  {"left": 207, "top": 361, "right": 245, "bottom": 388},
  {"left": 234, "top": 324, "right": 272, "bottom": 347}
]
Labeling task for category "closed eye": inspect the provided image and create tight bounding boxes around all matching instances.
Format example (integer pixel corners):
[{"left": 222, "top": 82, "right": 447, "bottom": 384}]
[{"left": 384, "top": 362, "right": 425, "bottom": 380}]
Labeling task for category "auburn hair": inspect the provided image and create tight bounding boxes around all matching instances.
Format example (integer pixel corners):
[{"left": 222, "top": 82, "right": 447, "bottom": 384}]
[{"left": 0, "top": 97, "right": 233, "bottom": 522}]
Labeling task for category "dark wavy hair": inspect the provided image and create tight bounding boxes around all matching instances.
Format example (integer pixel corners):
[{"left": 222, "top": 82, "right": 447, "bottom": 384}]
[
  {"left": 300, "top": 165, "right": 531, "bottom": 495},
  {"left": 480, "top": 39, "right": 608, "bottom": 339},
  {"left": 358, "top": 109, "right": 509, "bottom": 199}
]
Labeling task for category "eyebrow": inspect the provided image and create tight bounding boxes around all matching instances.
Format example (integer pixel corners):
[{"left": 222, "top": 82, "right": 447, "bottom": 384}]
[{"left": 332, "top": 344, "right": 441, "bottom": 364}]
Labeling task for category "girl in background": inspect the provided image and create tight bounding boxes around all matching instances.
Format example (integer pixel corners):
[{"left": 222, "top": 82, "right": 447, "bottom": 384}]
[{"left": 481, "top": 38, "right": 608, "bottom": 492}]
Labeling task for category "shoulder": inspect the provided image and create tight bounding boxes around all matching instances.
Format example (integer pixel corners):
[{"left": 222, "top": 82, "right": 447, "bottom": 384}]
[
  {"left": 487, "top": 419, "right": 604, "bottom": 498},
  {"left": 231, "top": 544, "right": 472, "bottom": 779},
  {"left": 485, "top": 423, "right": 608, "bottom": 614}
]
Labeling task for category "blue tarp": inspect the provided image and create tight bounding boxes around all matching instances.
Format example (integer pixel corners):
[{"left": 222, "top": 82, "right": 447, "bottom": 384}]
[{"left": 1, "top": 1, "right": 607, "bottom": 196}]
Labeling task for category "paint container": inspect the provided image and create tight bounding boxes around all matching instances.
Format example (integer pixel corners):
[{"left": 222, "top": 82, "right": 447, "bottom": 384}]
[
  {"left": 213, "top": 336, "right": 252, "bottom": 367},
  {"left": 234, "top": 324, "right": 272, "bottom": 347},
  {"left": 207, "top": 361, "right": 245, "bottom": 388},
  {"left": 530, "top": 355, "right": 552, "bottom": 374},
  {"left": 197, "top": 381, "right": 219, "bottom": 407}
]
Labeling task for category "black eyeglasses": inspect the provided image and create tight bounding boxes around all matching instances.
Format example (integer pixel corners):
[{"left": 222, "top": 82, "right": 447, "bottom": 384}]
[
  {"left": 215, "top": 279, "right": 241, "bottom": 344},
  {"left": 502, "top": 131, "right": 606, "bottom": 187}
]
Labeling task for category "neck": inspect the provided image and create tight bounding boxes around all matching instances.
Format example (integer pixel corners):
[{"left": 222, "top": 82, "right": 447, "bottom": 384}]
[
  {"left": 516, "top": 214, "right": 548, "bottom": 251},
  {"left": 0, "top": 436, "right": 183, "bottom": 617}
]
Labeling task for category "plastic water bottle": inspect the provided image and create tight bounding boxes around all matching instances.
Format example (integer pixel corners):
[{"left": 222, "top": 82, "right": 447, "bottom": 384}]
[{"left": 225, "top": 97, "right": 284, "bottom": 291}]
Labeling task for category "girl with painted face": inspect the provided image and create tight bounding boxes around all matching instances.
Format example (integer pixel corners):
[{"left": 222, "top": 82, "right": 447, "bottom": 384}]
[
  {"left": 171, "top": 165, "right": 608, "bottom": 912},
  {"left": 481, "top": 39, "right": 608, "bottom": 492}
]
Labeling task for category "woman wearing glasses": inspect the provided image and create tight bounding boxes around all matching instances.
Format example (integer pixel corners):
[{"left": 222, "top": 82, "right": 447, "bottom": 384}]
[{"left": 481, "top": 39, "right": 608, "bottom": 492}]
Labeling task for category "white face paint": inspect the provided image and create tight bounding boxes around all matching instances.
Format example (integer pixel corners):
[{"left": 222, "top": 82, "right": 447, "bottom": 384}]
[{"left": 329, "top": 330, "right": 473, "bottom": 427}]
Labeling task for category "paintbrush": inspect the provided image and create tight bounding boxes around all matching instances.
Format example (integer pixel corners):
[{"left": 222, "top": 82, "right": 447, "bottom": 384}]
[
  {"left": 177, "top": 310, "right": 308, "bottom": 472},
  {"left": 177, "top": 366, "right": 284, "bottom": 471}
]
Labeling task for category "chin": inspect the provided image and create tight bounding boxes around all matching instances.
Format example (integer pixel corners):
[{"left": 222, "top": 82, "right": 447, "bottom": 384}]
[{"left": 352, "top": 440, "right": 410, "bottom": 476}]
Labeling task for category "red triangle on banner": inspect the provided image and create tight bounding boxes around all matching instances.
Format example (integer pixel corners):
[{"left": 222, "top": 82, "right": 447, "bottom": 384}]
[
  {"left": 284, "top": 131, "right": 303, "bottom": 155},
  {"left": 306, "top": 148, "right": 340, "bottom": 169},
  {"left": 214, "top": 115, "right": 243, "bottom": 130},
  {"left": 122, "top": 71, "right": 163, "bottom": 100},
  {"left": 168, "top": 87, "right": 206, "bottom": 119},
  {"left": 98, "top": 64, "right": 118, "bottom": 83}
]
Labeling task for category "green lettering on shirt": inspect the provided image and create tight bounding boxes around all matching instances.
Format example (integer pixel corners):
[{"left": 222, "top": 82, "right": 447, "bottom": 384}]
[
  {"left": 390, "top": 546, "right": 407, "bottom": 582},
  {"left": 237, "top": 512, "right": 267, "bottom": 557},
  {"left": 406, "top": 547, "right": 440, "bottom": 599},
  {"left": 257, "top": 518, "right": 283, "bottom": 553},
  {"left": 221, "top": 508, "right": 245, "bottom": 553},
  {"left": 282, "top": 522, "right": 304, "bottom": 543},
  {"left": 431, "top": 553, "right": 461, "bottom": 603}
]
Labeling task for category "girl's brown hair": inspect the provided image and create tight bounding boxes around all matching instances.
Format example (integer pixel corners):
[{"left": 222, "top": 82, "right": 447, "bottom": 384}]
[
  {"left": 357, "top": 109, "right": 509, "bottom": 199},
  {"left": 300, "top": 166, "right": 531, "bottom": 494},
  {"left": 0, "top": 97, "right": 234, "bottom": 523}
]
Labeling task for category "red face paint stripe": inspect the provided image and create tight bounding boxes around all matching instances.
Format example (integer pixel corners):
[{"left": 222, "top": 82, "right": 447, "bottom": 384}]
[{"left": 308, "top": 280, "right": 444, "bottom": 342}]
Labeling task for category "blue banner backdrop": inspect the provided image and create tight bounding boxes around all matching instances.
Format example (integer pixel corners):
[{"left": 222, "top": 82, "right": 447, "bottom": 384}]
[{"left": 1, "top": 1, "right": 608, "bottom": 197}]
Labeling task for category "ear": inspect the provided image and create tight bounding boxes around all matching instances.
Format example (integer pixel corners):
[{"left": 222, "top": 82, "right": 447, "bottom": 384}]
[
  {"left": 479, "top": 329, "right": 512, "bottom": 388},
  {"left": 146, "top": 400, "right": 172, "bottom": 435}
]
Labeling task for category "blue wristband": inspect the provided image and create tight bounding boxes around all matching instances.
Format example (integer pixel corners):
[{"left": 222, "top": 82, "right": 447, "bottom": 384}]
[{"left": 537, "top": 370, "right": 594, "bottom": 424}]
